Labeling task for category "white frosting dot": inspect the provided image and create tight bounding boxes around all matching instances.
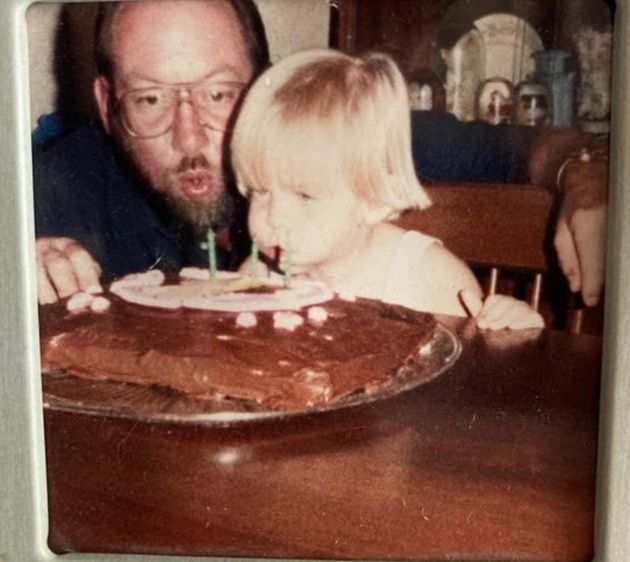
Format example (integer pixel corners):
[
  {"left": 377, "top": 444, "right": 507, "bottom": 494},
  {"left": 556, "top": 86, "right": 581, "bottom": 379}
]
[
  {"left": 144, "top": 269, "right": 166, "bottom": 285},
  {"left": 236, "top": 312, "right": 257, "bottom": 328},
  {"left": 307, "top": 306, "right": 328, "bottom": 323},
  {"left": 89, "top": 296, "right": 111, "bottom": 313},
  {"left": 273, "top": 311, "right": 304, "bottom": 331}
]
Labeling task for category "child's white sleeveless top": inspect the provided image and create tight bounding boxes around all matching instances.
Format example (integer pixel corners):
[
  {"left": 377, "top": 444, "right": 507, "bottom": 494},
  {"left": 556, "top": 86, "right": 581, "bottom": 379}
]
[{"left": 382, "top": 230, "right": 441, "bottom": 304}]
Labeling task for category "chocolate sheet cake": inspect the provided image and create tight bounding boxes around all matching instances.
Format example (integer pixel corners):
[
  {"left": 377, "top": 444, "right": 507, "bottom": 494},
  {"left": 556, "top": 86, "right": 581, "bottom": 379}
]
[{"left": 41, "top": 297, "right": 436, "bottom": 412}]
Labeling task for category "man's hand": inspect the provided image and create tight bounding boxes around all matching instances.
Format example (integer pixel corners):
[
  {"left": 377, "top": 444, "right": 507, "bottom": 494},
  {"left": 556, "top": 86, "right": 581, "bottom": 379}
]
[
  {"left": 36, "top": 237, "right": 102, "bottom": 305},
  {"left": 554, "top": 155, "right": 608, "bottom": 307}
]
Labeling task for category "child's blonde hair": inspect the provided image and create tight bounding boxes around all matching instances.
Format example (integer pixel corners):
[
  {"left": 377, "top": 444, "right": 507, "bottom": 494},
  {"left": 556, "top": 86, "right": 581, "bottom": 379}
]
[{"left": 231, "top": 49, "right": 431, "bottom": 215}]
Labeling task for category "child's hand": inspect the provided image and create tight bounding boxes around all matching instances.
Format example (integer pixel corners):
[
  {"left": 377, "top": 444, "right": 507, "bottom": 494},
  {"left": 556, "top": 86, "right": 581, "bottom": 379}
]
[{"left": 459, "top": 289, "right": 545, "bottom": 330}]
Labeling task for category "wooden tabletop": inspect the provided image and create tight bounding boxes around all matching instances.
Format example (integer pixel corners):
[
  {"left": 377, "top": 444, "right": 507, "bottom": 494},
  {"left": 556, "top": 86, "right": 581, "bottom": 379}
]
[{"left": 43, "top": 317, "right": 601, "bottom": 561}]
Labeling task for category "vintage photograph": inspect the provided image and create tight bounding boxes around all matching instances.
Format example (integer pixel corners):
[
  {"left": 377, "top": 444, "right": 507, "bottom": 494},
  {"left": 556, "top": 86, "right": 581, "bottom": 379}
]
[{"left": 29, "top": 0, "right": 612, "bottom": 559}]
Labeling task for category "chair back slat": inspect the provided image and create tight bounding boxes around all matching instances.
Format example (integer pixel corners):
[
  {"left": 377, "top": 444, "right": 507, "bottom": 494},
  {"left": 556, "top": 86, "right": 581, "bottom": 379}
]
[{"left": 394, "top": 182, "right": 554, "bottom": 272}]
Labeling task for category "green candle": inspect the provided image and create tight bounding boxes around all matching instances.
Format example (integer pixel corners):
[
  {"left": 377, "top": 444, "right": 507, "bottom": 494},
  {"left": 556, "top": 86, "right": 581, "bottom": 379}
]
[
  {"left": 250, "top": 240, "right": 259, "bottom": 280},
  {"left": 207, "top": 229, "right": 217, "bottom": 278}
]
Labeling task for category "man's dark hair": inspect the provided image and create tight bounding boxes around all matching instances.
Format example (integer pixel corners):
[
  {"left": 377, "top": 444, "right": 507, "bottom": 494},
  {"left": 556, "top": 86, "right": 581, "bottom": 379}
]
[{"left": 94, "top": 0, "right": 270, "bottom": 82}]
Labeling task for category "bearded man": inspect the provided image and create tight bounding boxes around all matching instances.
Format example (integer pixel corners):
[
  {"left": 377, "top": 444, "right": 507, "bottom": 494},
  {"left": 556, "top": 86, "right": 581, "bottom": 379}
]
[
  {"left": 34, "top": 0, "right": 608, "bottom": 310},
  {"left": 34, "top": 0, "right": 268, "bottom": 303}
]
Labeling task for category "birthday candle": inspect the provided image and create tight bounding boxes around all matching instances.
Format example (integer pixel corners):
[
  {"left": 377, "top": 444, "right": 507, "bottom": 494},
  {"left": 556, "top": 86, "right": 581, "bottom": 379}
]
[
  {"left": 250, "top": 240, "right": 259, "bottom": 280},
  {"left": 207, "top": 229, "right": 217, "bottom": 278}
]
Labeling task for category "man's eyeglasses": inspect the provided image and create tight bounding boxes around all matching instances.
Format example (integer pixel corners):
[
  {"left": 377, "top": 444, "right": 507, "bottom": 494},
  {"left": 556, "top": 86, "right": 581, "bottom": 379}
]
[{"left": 116, "top": 80, "right": 246, "bottom": 139}]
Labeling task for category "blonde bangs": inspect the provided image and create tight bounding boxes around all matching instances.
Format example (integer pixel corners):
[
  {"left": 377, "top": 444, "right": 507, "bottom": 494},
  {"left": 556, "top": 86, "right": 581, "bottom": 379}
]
[
  {"left": 232, "top": 49, "right": 431, "bottom": 212},
  {"left": 234, "top": 108, "right": 347, "bottom": 198}
]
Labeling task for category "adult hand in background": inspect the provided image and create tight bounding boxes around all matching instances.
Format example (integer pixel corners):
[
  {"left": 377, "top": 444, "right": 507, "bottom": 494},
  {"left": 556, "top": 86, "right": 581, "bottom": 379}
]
[
  {"left": 528, "top": 128, "right": 609, "bottom": 307},
  {"left": 37, "top": 237, "right": 102, "bottom": 305},
  {"left": 554, "top": 155, "right": 608, "bottom": 307}
]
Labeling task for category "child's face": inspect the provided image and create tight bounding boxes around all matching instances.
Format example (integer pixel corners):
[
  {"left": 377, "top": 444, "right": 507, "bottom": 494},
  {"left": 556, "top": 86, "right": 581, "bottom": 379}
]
[{"left": 247, "top": 180, "right": 371, "bottom": 274}]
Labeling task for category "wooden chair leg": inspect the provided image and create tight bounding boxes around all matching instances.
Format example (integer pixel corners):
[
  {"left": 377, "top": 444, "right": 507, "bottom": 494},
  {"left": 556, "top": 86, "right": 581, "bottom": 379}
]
[{"left": 569, "top": 308, "right": 584, "bottom": 334}]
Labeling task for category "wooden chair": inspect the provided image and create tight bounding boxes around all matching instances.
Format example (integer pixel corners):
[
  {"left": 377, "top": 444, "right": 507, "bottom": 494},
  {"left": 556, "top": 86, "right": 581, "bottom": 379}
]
[{"left": 393, "top": 182, "right": 586, "bottom": 331}]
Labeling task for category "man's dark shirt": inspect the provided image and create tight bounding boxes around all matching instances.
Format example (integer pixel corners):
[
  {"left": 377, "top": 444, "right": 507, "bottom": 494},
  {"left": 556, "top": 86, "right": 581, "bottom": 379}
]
[
  {"left": 32, "top": 111, "right": 534, "bottom": 282},
  {"left": 33, "top": 121, "right": 249, "bottom": 282}
]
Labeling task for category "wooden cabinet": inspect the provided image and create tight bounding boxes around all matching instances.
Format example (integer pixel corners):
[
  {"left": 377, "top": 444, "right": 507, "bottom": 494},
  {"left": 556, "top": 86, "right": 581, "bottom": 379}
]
[
  {"left": 331, "top": 0, "right": 612, "bottom": 76},
  {"left": 329, "top": 0, "right": 614, "bottom": 126}
]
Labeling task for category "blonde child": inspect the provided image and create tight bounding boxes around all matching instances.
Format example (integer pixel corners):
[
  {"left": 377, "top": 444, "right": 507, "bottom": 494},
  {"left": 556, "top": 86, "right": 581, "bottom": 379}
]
[{"left": 231, "top": 49, "right": 543, "bottom": 330}]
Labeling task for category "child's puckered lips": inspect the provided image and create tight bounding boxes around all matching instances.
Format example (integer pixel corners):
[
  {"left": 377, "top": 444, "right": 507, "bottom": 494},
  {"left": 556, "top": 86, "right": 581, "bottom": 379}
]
[{"left": 254, "top": 244, "right": 295, "bottom": 273}]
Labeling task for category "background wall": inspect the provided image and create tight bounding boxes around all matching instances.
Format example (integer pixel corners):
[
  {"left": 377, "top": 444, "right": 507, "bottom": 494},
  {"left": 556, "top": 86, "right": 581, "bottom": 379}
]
[
  {"left": 26, "top": 0, "right": 331, "bottom": 129},
  {"left": 26, "top": 3, "right": 62, "bottom": 129}
]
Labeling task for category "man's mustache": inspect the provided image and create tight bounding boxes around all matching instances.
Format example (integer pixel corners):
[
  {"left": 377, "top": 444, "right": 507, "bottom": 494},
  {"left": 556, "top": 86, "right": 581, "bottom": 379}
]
[{"left": 175, "top": 154, "right": 212, "bottom": 174}]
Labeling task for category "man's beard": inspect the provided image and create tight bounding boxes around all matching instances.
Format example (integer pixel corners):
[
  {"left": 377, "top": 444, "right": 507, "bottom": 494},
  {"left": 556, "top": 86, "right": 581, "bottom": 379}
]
[
  {"left": 161, "top": 188, "right": 236, "bottom": 237},
  {"left": 158, "top": 157, "right": 237, "bottom": 238},
  {"left": 115, "top": 127, "right": 238, "bottom": 238}
]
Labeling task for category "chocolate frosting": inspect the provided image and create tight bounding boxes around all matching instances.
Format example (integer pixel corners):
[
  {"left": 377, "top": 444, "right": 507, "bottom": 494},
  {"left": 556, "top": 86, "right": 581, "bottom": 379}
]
[{"left": 42, "top": 296, "right": 436, "bottom": 411}]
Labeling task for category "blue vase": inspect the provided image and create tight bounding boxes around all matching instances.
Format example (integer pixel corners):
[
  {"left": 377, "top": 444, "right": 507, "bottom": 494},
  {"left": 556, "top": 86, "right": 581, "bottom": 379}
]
[{"left": 533, "top": 50, "right": 576, "bottom": 128}]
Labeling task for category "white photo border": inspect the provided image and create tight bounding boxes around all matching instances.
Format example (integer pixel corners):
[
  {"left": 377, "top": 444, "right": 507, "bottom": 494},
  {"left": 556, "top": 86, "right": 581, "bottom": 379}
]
[{"left": 0, "top": 0, "right": 627, "bottom": 560}]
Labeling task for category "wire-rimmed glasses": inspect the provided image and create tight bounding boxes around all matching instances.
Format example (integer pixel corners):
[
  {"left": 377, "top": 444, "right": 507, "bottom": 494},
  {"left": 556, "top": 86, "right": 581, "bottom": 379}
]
[{"left": 116, "top": 80, "right": 246, "bottom": 139}]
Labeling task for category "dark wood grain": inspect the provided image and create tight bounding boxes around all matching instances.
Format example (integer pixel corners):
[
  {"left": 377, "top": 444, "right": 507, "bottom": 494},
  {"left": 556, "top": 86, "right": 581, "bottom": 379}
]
[
  {"left": 43, "top": 316, "right": 600, "bottom": 561},
  {"left": 395, "top": 183, "right": 554, "bottom": 272},
  {"left": 340, "top": 0, "right": 561, "bottom": 75}
]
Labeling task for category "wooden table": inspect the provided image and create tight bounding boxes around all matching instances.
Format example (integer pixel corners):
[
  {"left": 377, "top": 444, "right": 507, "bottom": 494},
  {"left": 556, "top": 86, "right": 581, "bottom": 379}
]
[{"left": 43, "top": 317, "right": 601, "bottom": 561}]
